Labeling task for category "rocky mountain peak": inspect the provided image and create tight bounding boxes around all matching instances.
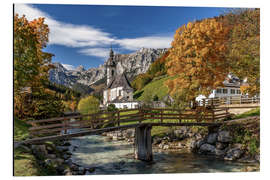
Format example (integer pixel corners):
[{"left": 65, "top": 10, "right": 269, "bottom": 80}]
[{"left": 49, "top": 48, "right": 167, "bottom": 88}]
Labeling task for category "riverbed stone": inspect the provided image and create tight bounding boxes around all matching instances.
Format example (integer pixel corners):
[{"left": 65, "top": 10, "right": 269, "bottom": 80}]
[
  {"left": 215, "top": 149, "right": 226, "bottom": 156},
  {"left": 63, "top": 167, "right": 73, "bottom": 175},
  {"left": 56, "top": 146, "right": 69, "bottom": 152},
  {"left": 152, "top": 137, "right": 162, "bottom": 145},
  {"left": 217, "top": 131, "right": 232, "bottom": 143},
  {"left": 186, "top": 139, "right": 196, "bottom": 150},
  {"left": 207, "top": 133, "right": 217, "bottom": 144},
  {"left": 32, "top": 145, "right": 48, "bottom": 159},
  {"left": 46, "top": 154, "right": 57, "bottom": 159},
  {"left": 216, "top": 142, "right": 227, "bottom": 150},
  {"left": 224, "top": 147, "right": 244, "bottom": 160},
  {"left": 199, "top": 144, "right": 215, "bottom": 154},
  {"left": 255, "top": 154, "right": 260, "bottom": 162},
  {"left": 196, "top": 139, "right": 205, "bottom": 149}
]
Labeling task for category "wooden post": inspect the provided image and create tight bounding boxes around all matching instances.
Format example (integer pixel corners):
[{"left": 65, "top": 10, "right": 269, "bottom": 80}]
[
  {"left": 160, "top": 109, "right": 163, "bottom": 123},
  {"left": 64, "top": 118, "right": 67, "bottom": 134},
  {"left": 225, "top": 107, "right": 229, "bottom": 119},
  {"left": 211, "top": 98, "right": 214, "bottom": 109},
  {"left": 117, "top": 111, "right": 120, "bottom": 126},
  {"left": 134, "top": 124, "right": 153, "bottom": 161},
  {"left": 139, "top": 108, "right": 144, "bottom": 123},
  {"left": 178, "top": 109, "right": 181, "bottom": 123},
  {"left": 212, "top": 109, "right": 215, "bottom": 122}
]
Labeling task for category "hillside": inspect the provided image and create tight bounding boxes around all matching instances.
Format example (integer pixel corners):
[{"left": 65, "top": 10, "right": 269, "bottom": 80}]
[{"left": 133, "top": 75, "right": 175, "bottom": 102}]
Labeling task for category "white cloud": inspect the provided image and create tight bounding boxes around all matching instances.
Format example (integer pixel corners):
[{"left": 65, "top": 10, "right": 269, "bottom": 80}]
[
  {"left": 62, "top": 64, "right": 75, "bottom": 71},
  {"left": 116, "top": 36, "right": 172, "bottom": 51},
  {"left": 78, "top": 48, "right": 110, "bottom": 58},
  {"left": 14, "top": 4, "right": 172, "bottom": 58},
  {"left": 14, "top": 4, "right": 114, "bottom": 48}
]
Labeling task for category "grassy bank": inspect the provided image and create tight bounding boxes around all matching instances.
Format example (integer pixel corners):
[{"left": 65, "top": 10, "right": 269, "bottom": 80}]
[
  {"left": 133, "top": 75, "right": 175, "bottom": 101},
  {"left": 14, "top": 117, "right": 53, "bottom": 176},
  {"left": 233, "top": 107, "right": 260, "bottom": 119}
]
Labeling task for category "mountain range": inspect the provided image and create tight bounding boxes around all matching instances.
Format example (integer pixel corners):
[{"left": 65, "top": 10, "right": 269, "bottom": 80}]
[{"left": 49, "top": 48, "right": 167, "bottom": 88}]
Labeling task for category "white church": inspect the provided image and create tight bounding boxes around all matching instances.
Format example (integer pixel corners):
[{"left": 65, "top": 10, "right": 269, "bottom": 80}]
[{"left": 103, "top": 48, "right": 139, "bottom": 109}]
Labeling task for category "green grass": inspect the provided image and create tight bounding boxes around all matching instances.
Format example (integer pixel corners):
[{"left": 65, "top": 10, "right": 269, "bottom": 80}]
[
  {"left": 14, "top": 117, "right": 56, "bottom": 176},
  {"left": 233, "top": 107, "right": 260, "bottom": 119},
  {"left": 133, "top": 75, "right": 176, "bottom": 101},
  {"left": 14, "top": 117, "right": 31, "bottom": 141}
]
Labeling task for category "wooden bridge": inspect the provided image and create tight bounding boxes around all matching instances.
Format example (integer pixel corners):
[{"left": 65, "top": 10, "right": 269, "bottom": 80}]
[{"left": 16, "top": 107, "right": 233, "bottom": 161}]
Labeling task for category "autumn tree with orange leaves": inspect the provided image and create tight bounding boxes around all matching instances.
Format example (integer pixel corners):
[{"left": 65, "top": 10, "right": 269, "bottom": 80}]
[
  {"left": 14, "top": 14, "right": 53, "bottom": 94},
  {"left": 225, "top": 9, "right": 260, "bottom": 96},
  {"left": 14, "top": 14, "right": 64, "bottom": 119},
  {"left": 166, "top": 18, "right": 230, "bottom": 106}
]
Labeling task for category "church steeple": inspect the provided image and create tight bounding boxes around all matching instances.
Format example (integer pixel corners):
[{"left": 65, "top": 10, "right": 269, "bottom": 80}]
[
  {"left": 106, "top": 45, "right": 116, "bottom": 86},
  {"left": 109, "top": 44, "right": 114, "bottom": 59}
]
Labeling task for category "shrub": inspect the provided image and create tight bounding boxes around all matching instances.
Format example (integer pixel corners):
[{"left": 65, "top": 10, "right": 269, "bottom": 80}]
[{"left": 77, "top": 95, "right": 100, "bottom": 115}]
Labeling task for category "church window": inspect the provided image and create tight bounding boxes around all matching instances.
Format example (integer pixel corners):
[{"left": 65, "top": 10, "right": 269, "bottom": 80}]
[{"left": 111, "top": 70, "right": 114, "bottom": 76}]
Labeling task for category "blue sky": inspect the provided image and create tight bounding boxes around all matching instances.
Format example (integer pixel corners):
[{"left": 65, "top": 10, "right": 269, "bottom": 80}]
[{"left": 14, "top": 4, "right": 229, "bottom": 70}]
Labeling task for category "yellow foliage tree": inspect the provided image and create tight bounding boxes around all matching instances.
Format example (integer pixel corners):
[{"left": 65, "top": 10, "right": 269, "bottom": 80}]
[
  {"left": 77, "top": 96, "right": 100, "bottom": 115},
  {"left": 166, "top": 18, "right": 230, "bottom": 104},
  {"left": 225, "top": 9, "right": 260, "bottom": 96}
]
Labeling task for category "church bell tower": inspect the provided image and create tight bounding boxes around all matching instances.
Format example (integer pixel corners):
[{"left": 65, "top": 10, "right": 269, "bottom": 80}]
[{"left": 106, "top": 46, "right": 116, "bottom": 86}]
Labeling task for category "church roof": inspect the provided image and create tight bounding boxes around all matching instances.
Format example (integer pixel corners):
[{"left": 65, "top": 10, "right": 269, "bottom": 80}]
[{"left": 106, "top": 73, "right": 133, "bottom": 90}]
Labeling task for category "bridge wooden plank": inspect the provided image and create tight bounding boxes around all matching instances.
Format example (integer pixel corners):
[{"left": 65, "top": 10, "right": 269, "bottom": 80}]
[{"left": 19, "top": 124, "right": 140, "bottom": 144}]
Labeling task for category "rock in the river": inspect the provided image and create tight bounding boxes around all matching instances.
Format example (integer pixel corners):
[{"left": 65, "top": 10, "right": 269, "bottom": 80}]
[
  {"left": 215, "top": 149, "right": 226, "bottom": 156},
  {"left": 216, "top": 142, "right": 227, "bottom": 150},
  {"left": 152, "top": 137, "right": 162, "bottom": 145},
  {"left": 196, "top": 139, "right": 205, "bottom": 149},
  {"left": 217, "top": 131, "right": 232, "bottom": 143},
  {"left": 207, "top": 133, "right": 217, "bottom": 144},
  {"left": 224, "top": 146, "right": 244, "bottom": 161},
  {"left": 199, "top": 144, "right": 215, "bottom": 154},
  {"left": 56, "top": 146, "right": 69, "bottom": 152},
  {"left": 63, "top": 167, "right": 73, "bottom": 175}
]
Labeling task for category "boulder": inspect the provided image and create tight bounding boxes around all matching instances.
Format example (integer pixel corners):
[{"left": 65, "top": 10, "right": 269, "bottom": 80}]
[
  {"left": 196, "top": 139, "right": 205, "bottom": 149},
  {"left": 78, "top": 167, "right": 86, "bottom": 175},
  {"left": 217, "top": 131, "right": 232, "bottom": 143},
  {"left": 152, "top": 137, "right": 162, "bottom": 145},
  {"left": 32, "top": 145, "right": 48, "bottom": 160},
  {"left": 207, "top": 133, "right": 217, "bottom": 144},
  {"left": 63, "top": 167, "right": 73, "bottom": 175},
  {"left": 215, "top": 149, "right": 226, "bottom": 157},
  {"left": 188, "top": 140, "right": 197, "bottom": 150},
  {"left": 199, "top": 144, "right": 215, "bottom": 154},
  {"left": 216, "top": 142, "right": 227, "bottom": 150},
  {"left": 224, "top": 147, "right": 244, "bottom": 161},
  {"left": 125, "top": 129, "right": 135, "bottom": 138},
  {"left": 56, "top": 146, "right": 69, "bottom": 152}
]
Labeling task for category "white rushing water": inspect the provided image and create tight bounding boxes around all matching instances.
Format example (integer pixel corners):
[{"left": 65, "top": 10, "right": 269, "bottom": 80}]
[{"left": 69, "top": 134, "right": 258, "bottom": 175}]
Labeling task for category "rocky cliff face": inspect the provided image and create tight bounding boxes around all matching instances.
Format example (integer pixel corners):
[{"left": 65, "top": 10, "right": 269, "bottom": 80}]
[{"left": 49, "top": 48, "right": 167, "bottom": 88}]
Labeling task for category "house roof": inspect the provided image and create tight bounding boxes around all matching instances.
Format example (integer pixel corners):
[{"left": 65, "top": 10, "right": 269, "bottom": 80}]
[
  {"left": 219, "top": 73, "right": 241, "bottom": 88},
  {"left": 106, "top": 73, "right": 133, "bottom": 90}
]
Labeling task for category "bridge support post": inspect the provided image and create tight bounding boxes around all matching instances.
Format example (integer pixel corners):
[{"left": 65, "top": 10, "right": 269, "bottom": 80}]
[{"left": 134, "top": 124, "right": 153, "bottom": 161}]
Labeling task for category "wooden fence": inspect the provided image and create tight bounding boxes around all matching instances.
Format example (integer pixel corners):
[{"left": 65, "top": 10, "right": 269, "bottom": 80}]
[
  {"left": 198, "top": 96, "right": 260, "bottom": 107},
  {"left": 27, "top": 107, "right": 230, "bottom": 137}
]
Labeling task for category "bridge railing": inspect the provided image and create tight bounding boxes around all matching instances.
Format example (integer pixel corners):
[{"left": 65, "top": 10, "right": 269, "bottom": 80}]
[{"left": 27, "top": 107, "right": 230, "bottom": 138}]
